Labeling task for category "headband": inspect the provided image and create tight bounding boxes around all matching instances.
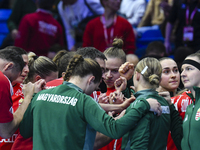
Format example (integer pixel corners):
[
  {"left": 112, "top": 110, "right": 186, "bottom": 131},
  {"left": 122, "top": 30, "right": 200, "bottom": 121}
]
[{"left": 182, "top": 59, "right": 200, "bottom": 71}]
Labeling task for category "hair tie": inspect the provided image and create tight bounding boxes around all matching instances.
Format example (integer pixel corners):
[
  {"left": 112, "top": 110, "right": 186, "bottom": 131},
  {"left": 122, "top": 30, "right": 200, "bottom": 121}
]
[
  {"left": 33, "top": 55, "right": 39, "bottom": 60},
  {"left": 141, "top": 66, "right": 148, "bottom": 74}
]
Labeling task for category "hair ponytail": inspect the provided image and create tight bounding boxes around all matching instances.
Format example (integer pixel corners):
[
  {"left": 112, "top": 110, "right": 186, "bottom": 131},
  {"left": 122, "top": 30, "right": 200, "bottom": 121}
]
[{"left": 135, "top": 57, "right": 162, "bottom": 90}]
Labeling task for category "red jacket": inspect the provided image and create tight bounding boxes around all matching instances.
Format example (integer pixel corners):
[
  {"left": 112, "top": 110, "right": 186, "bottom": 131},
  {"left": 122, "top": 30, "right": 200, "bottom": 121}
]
[
  {"left": 15, "top": 9, "right": 64, "bottom": 56},
  {"left": 83, "top": 15, "right": 136, "bottom": 54}
]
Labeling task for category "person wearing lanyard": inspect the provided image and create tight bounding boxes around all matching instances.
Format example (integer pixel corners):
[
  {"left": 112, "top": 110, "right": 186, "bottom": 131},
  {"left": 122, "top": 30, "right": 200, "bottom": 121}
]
[
  {"left": 82, "top": 0, "right": 136, "bottom": 54},
  {"left": 164, "top": 0, "right": 200, "bottom": 55}
]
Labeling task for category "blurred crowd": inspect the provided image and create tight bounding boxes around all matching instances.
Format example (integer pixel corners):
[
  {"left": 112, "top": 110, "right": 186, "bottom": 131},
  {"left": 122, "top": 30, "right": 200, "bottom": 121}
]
[{"left": 0, "top": 0, "right": 200, "bottom": 150}]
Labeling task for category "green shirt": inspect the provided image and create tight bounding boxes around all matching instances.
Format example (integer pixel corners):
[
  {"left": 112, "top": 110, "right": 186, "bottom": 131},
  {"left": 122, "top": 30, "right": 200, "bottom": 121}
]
[
  {"left": 181, "top": 86, "right": 200, "bottom": 150},
  {"left": 20, "top": 82, "right": 151, "bottom": 150},
  {"left": 122, "top": 90, "right": 171, "bottom": 150}
]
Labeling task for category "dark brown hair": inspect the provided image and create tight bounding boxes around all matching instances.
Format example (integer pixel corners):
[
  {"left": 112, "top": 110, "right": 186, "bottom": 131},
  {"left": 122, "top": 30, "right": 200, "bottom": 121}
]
[{"left": 64, "top": 54, "right": 102, "bottom": 83}]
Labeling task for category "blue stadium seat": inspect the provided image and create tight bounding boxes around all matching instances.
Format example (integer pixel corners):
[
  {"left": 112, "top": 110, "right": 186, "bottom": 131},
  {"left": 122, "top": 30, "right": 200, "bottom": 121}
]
[
  {"left": 0, "top": 34, "right": 6, "bottom": 46},
  {"left": 135, "top": 29, "right": 164, "bottom": 58},
  {"left": 0, "top": 9, "right": 12, "bottom": 47},
  {"left": 0, "top": 9, "right": 12, "bottom": 22},
  {"left": 0, "top": 22, "right": 9, "bottom": 34}
]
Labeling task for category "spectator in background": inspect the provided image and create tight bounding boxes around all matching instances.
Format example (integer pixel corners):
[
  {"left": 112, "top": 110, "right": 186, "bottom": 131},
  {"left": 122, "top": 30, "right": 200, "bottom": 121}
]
[
  {"left": 1, "top": 0, "right": 37, "bottom": 48},
  {"left": 82, "top": 0, "right": 136, "bottom": 54},
  {"left": 142, "top": 41, "right": 166, "bottom": 59},
  {"left": 137, "top": 0, "right": 173, "bottom": 36},
  {"left": 14, "top": 0, "right": 64, "bottom": 56},
  {"left": 118, "top": 0, "right": 146, "bottom": 28},
  {"left": 57, "top": 0, "right": 104, "bottom": 51},
  {"left": 165, "top": 0, "right": 200, "bottom": 55}
]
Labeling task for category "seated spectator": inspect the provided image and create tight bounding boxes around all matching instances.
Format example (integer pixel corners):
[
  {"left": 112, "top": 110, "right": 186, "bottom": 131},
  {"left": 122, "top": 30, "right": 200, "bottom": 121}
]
[
  {"left": 82, "top": 0, "right": 136, "bottom": 54},
  {"left": 118, "top": 0, "right": 146, "bottom": 28},
  {"left": 164, "top": 0, "right": 200, "bottom": 55},
  {"left": 14, "top": 0, "right": 64, "bottom": 56},
  {"left": 57, "top": 0, "right": 104, "bottom": 51},
  {"left": 137, "top": 0, "right": 173, "bottom": 36},
  {"left": 142, "top": 41, "right": 167, "bottom": 59}
]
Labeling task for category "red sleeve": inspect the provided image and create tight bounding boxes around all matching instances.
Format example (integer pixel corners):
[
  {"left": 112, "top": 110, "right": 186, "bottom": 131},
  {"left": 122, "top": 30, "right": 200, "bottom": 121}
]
[
  {"left": 12, "top": 83, "right": 24, "bottom": 112},
  {"left": 82, "top": 20, "right": 94, "bottom": 47},
  {"left": 14, "top": 15, "right": 31, "bottom": 51},
  {"left": 0, "top": 73, "right": 13, "bottom": 123},
  {"left": 122, "top": 21, "right": 136, "bottom": 54}
]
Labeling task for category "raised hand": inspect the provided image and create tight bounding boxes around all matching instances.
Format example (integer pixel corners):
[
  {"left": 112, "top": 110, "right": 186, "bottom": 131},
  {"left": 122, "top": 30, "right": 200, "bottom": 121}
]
[
  {"left": 22, "top": 82, "right": 35, "bottom": 99},
  {"left": 114, "top": 76, "right": 127, "bottom": 92},
  {"left": 119, "top": 62, "right": 134, "bottom": 80}
]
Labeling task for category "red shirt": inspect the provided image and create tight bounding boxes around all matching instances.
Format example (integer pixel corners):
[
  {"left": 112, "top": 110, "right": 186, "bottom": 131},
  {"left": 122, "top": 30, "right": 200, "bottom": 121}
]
[
  {"left": 15, "top": 9, "right": 64, "bottom": 56},
  {"left": 0, "top": 71, "right": 13, "bottom": 123},
  {"left": 0, "top": 83, "right": 23, "bottom": 149},
  {"left": 83, "top": 16, "right": 136, "bottom": 54},
  {"left": 12, "top": 83, "right": 24, "bottom": 112},
  {"left": 167, "top": 91, "right": 193, "bottom": 150},
  {"left": 46, "top": 77, "right": 63, "bottom": 89},
  {"left": 98, "top": 87, "right": 122, "bottom": 150},
  {"left": 11, "top": 135, "right": 32, "bottom": 150}
]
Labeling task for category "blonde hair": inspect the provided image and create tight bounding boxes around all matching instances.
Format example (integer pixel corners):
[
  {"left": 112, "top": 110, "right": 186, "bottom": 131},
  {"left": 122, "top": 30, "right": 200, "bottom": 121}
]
[
  {"left": 104, "top": 38, "right": 126, "bottom": 63},
  {"left": 24, "top": 52, "right": 57, "bottom": 83},
  {"left": 135, "top": 57, "right": 162, "bottom": 90},
  {"left": 186, "top": 52, "right": 200, "bottom": 63}
]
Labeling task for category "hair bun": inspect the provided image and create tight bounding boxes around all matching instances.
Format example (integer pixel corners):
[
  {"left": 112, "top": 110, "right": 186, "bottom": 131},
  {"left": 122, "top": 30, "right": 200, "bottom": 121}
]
[
  {"left": 112, "top": 38, "right": 123, "bottom": 49},
  {"left": 149, "top": 74, "right": 160, "bottom": 86}
]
